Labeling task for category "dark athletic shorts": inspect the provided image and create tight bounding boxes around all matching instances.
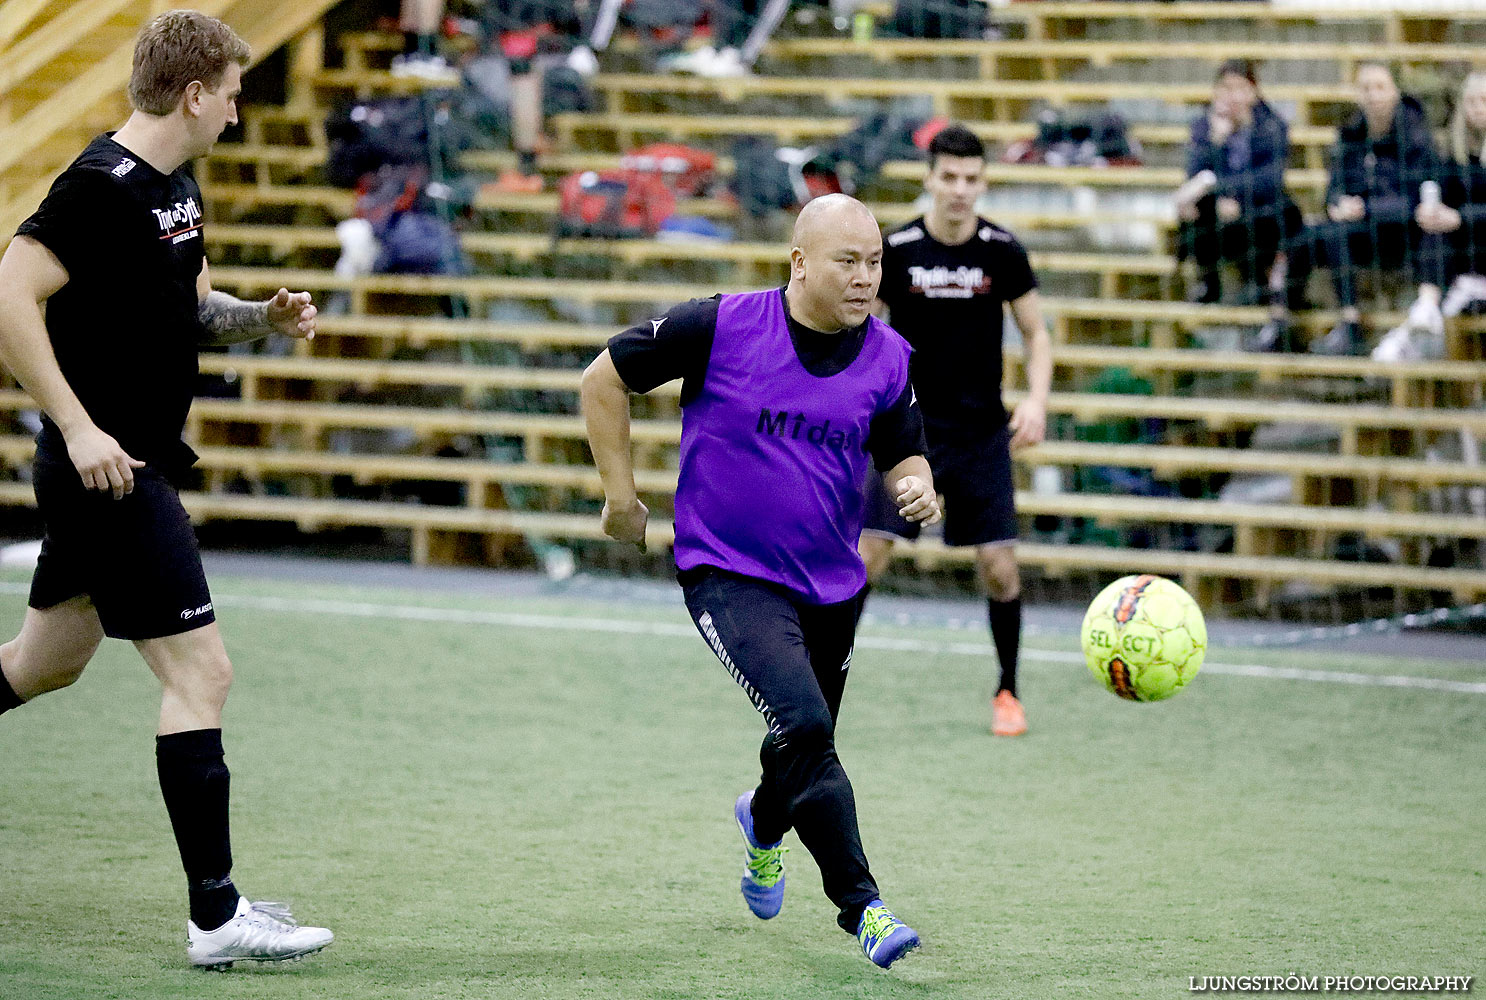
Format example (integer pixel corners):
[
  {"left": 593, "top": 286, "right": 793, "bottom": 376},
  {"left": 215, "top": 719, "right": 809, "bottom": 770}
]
[
  {"left": 863, "top": 425, "right": 1018, "bottom": 548},
  {"left": 28, "top": 455, "right": 214, "bottom": 641}
]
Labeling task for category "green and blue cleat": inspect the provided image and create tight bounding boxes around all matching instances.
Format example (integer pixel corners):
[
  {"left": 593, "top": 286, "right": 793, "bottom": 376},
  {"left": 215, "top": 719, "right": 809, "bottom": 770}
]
[
  {"left": 856, "top": 899, "right": 920, "bottom": 969},
  {"left": 734, "top": 790, "right": 787, "bottom": 919}
]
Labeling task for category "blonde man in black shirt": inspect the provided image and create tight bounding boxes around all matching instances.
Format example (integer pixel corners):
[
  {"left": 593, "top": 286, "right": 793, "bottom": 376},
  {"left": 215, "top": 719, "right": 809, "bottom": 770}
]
[{"left": 0, "top": 10, "right": 332, "bottom": 968}]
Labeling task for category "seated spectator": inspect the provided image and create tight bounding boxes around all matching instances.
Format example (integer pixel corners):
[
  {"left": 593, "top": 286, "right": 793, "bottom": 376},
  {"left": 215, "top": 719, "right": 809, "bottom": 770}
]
[
  {"left": 1175, "top": 60, "right": 1301, "bottom": 309},
  {"left": 1425, "top": 72, "right": 1486, "bottom": 318},
  {"left": 1375, "top": 72, "right": 1486, "bottom": 360},
  {"left": 478, "top": 2, "right": 595, "bottom": 192},
  {"left": 1282, "top": 62, "right": 1448, "bottom": 355}
]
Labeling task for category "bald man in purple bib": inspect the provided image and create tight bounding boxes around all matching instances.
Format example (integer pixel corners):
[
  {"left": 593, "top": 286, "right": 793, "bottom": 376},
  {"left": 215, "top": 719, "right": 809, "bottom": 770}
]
[{"left": 583, "top": 194, "right": 938, "bottom": 970}]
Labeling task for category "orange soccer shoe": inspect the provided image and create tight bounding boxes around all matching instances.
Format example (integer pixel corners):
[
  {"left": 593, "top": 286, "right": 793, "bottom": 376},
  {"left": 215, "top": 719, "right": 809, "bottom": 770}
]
[{"left": 991, "top": 690, "right": 1027, "bottom": 737}]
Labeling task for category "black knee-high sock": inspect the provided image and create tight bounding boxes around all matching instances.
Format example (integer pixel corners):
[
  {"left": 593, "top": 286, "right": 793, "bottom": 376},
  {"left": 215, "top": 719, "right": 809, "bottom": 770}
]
[
  {"left": 988, "top": 597, "right": 1021, "bottom": 697},
  {"left": 156, "top": 730, "right": 240, "bottom": 931},
  {"left": 0, "top": 658, "right": 23, "bottom": 715}
]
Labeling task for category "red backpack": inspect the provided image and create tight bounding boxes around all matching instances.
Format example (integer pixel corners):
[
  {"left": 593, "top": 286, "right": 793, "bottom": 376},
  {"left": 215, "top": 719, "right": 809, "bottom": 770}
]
[
  {"left": 556, "top": 169, "right": 676, "bottom": 239},
  {"left": 620, "top": 143, "right": 717, "bottom": 197}
]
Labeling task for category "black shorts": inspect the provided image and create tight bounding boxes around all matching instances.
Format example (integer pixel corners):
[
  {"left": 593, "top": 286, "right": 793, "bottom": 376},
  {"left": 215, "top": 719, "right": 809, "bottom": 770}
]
[
  {"left": 28, "top": 456, "right": 214, "bottom": 641},
  {"left": 863, "top": 426, "right": 1018, "bottom": 548}
]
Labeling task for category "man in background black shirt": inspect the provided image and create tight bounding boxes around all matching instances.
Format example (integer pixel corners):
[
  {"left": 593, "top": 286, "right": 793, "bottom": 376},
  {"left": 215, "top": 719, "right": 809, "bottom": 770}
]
[
  {"left": 0, "top": 10, "right": 332, "bottom": 968},
  {"left": 861, "top": 125, "right": 1053, "bottom": 738}
]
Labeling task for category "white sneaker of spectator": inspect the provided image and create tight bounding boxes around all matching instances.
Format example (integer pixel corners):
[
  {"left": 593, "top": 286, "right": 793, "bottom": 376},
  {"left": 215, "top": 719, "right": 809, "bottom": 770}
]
[
  {"left": 704, "top": 46, "right": 750, "bottom": 78},
  {"left": 1442, "top": 273, "right": 1486, "bottom": 317},
  {"left": 659, "top": 45, "right": 717, "bottom": 75},
  {"left": 416, "top": 55, "right": 459, "bottom": 84},
  {"left": 1402, "top": 292, "right": 1446, "bottom": 359},
  {"left": 567, "top": 44, "right": 599, "bottom": 78},
  {"left": 391, "top": 53, "right": 458, "bottom": 85},
  {"left": 1406, "top": 293, "right": 1445, "bottom": 338},
  {"left": 1370, "top": 322, "right": 1421, "bottom": 362}
]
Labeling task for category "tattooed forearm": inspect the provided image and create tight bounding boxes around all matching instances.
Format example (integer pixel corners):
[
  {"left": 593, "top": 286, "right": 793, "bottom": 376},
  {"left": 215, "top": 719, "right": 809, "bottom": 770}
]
[{"left": 198, "top": 291, "right": 272, "bottom": 345}]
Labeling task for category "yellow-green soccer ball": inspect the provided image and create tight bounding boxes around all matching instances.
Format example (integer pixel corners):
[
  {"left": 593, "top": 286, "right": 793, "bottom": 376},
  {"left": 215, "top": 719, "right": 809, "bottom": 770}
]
[{"left": 1080, "top": 575, "right": 1206, "bottom": 701}]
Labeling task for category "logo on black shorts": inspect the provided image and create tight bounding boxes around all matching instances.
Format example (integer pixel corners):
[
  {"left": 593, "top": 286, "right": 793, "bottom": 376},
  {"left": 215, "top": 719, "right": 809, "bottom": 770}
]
[{"left": 180, "top": 602, "right": 213, "bottom": 620}]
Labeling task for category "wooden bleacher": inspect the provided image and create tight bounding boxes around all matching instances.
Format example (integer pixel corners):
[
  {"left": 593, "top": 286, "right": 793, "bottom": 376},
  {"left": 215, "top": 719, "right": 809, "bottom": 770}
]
[
  {"left": 976, "top": 3, "right": 1481, "bottom": 43},
  {"left": 308, "top": 66, "right": 1364, "bottom": 127},
  {"left": 239, "top": 102, "right": 1344, "bottom": 170},
  {"left": 5, "top": 7, "right": 1486, "bottom": 610},
  {"left": 197, "top": 266, "right": 1486, "bottom": 359}
]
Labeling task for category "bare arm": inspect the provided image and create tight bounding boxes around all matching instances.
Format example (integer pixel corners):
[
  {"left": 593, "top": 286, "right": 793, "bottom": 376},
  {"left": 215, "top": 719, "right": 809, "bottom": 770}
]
[
  {"left": 0, "top": 236, "right": 142, "bottom": 497},
  {"left": 581, "top": 349, "right": 648, "bottom": 549},
  {"left": 1008, "top": 289, "right": 1052, "bottom": 451},
  {"left": 196, "top": 261, "right": 317, "bottom": 346}
]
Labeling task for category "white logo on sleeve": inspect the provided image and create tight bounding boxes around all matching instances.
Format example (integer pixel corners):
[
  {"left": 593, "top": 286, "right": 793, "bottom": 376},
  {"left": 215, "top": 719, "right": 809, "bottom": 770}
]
[
  {"left": 650, "top": 317, "right": 666, "bottom": 336},
  {"left": 112, "top": 158, "right": 136, "bottom": 178}
]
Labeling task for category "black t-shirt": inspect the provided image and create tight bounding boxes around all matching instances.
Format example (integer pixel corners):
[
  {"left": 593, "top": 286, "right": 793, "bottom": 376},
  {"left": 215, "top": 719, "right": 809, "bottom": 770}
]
[
  {"left": 16, "top": 133, "right": 206, "bottom": 472},
  {"left": 608, "top": 290, "right": 926, "bottom": 471},
  {"left": 877, "top": 216, "right": 1037, "bottom": 443}
]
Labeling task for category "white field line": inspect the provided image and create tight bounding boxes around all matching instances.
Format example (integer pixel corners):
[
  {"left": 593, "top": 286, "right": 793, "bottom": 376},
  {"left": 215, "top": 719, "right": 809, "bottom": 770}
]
[{"left": 2, "top": 582, "right": 1478, "bottom": 696}]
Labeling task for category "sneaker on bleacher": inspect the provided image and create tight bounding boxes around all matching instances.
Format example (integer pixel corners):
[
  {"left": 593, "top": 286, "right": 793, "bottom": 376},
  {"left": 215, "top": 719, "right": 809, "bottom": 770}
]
[
  {"left": 658, "top": 45, "right": 748, "bottom": 78},
  {"left": 1443, "top": 273, "right": 1486, "bottom": 317},
  {"left": 1406, "top": 294, "right": 1445, "bottom": 339},
  {"left": 1371, "top": 323, "right": 1421, "bottom": 362},
  {"left": 705, "top": 47, "right": 749, "bottom": 78},
  {"left": 658, "top": 45, "right": 717, "bottom": 75},
  {"left": 390, "top": 53, "right": 458, "bottom": 85},
  {"left": 566, "top": 44, "right": 598, "bottom": 78}
]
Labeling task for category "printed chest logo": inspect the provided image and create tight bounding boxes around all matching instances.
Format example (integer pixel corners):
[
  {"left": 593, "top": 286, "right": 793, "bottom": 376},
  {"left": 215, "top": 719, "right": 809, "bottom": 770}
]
[
  {"left": 756, "top": 409, "right": 860, "bottom": 452},
  {"left": 152, "top": 198, "right": 203, "bottom": 244},
  {"left": 907, "top": 265, "right": 991, "bottom": 299}
]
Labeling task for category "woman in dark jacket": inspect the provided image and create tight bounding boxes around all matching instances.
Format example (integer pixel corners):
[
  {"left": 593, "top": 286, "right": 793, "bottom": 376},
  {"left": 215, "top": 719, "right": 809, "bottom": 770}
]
[
  {"left": 1286, "top": 62, "right": 1449, "bottom": 355},
  {"left": 1177, "top": 59, "right": 1300, "bottom": 305}
]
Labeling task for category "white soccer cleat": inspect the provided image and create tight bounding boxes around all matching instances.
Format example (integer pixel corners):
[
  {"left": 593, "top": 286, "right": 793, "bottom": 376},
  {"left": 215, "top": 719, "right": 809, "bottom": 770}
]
[{"left": 186, "top": 898, "right": 333, "bottom": 968}]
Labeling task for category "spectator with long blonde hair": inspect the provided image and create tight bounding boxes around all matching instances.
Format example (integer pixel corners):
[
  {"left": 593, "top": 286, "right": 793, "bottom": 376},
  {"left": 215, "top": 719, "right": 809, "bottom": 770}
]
[{"left": 1419, "top": 72, "right": 1486, "bottom": 319}]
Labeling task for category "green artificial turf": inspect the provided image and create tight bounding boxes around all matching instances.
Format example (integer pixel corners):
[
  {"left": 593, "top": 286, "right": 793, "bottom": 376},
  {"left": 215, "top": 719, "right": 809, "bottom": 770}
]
[{"left": 1, "top": 571, "right": 1481, "bottom": 999}]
